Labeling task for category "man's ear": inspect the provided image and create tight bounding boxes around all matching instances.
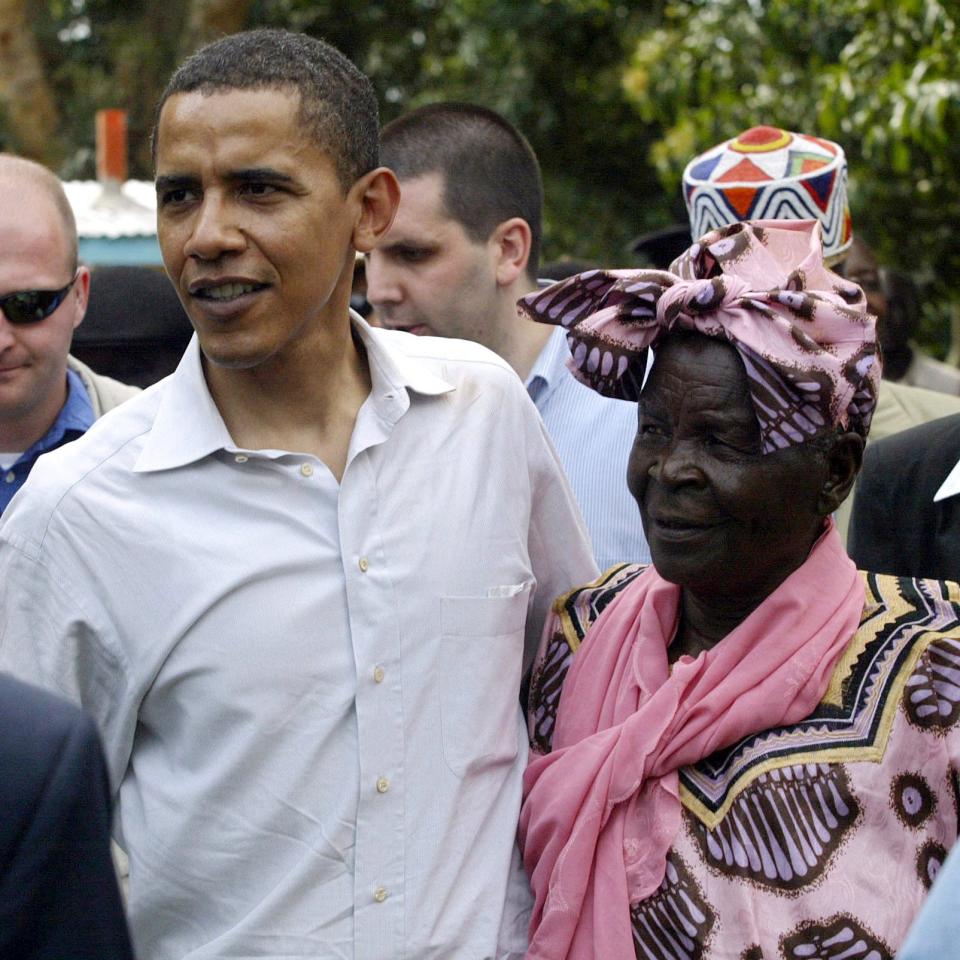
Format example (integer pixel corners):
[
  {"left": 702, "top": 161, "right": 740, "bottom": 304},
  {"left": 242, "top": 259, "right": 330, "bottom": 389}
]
[
  {"left": 350, "top": 167, "right": 401, "bottom": 253},
  {"left": 72, "top": 266, "right": 91, "bottom": 330},
  {"left": 490, "top": 217, "right": 532, "bottom": 288},
  {"left": 819, "top": 430, "right": 864, "bottom": 515}
]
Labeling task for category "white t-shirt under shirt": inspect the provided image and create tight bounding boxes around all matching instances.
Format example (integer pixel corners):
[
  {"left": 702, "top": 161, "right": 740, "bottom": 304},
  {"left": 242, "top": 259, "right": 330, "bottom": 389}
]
[
  {"left": 0, "top": 452, "right": 23, "bottom": 471},
  {"left": 0, "top": 316, "right": 597, "bottom": 960}
]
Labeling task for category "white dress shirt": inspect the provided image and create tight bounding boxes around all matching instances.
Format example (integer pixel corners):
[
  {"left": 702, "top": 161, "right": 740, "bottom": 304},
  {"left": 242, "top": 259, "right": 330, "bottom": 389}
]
[
  {"left": 526, "top": 325, "right": 651, "bottom": 568},
  {"left": 934, "top": 456, "right": 960, "bottom": 502},
  {"left": 0, "top": 317, "right": 596, "bottom": 960}
]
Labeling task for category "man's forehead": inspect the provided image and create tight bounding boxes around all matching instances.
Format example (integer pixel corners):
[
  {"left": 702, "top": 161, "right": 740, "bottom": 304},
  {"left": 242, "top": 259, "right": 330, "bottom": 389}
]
[
  {"left": 155, "top": 87, "right": 329, "bottom": 178},
  {"left": 161, "top": 83, "right": 301, "bottom": 114},
  {"left": 393, "top": 172, "right": 464, "bottom": 234}
]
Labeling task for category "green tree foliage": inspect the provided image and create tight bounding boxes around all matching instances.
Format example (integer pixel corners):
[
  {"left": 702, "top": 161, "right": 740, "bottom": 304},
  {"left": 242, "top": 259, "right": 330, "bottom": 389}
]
[
  {"left": 623, "top": 0, "right": 960, "bottom": 352},
  {"left": 1, "top": 0, "right": 673, "bottom": 265},
  {"left": 4, "top": 0, "right": 956, "bottom": 302},
  {"left": 257, "top": 0, "right": 673, "bottom": 264},
  {"left": 25, "top": 1, "right": 192, "bottom": 176}
]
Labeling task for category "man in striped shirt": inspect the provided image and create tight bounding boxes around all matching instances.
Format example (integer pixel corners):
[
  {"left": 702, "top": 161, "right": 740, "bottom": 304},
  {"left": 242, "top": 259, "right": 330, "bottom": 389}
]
[{"left": 367, "top": 102, "right": 649, "bottom": 570}]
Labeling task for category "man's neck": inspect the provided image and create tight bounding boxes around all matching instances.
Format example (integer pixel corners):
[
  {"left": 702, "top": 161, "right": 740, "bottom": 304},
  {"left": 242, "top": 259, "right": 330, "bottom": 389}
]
[
  {"left": 488, "top": 279, "right": 553, "bottom": 382},
  {"left": 0, "top": 376, "right": 68, "bottom": 451},
  {"left": 203, "top": 314, "right": 371, "bottom": 483}
]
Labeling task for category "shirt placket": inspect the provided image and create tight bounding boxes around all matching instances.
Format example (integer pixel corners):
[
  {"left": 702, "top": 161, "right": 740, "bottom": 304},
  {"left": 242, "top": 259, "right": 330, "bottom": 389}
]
[{"left": 341, "top": 448, "right": 406, "bottom": 959}]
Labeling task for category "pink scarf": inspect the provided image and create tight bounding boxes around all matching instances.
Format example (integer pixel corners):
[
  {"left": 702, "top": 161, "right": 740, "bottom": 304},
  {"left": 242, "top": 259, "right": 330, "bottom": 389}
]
[{"left": 518, "top": 521, "right": 864, "bottom": 959}]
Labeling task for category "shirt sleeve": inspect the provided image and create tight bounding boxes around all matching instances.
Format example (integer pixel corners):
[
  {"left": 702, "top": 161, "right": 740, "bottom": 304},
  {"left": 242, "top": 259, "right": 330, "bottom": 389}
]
[
  {"left": 519, "top": 383, "right": 599, "bottom": 675},
  {"left": 0, "top": 522, "right": 135, "bottom": 793}
]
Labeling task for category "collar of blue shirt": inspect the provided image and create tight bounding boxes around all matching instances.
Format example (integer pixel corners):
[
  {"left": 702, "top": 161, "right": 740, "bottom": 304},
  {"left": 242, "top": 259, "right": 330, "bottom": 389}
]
[
  {"left": 0, "top": 368, "right": 95, "bottom": 513},
  {"left": 524, "top": 325, "right": 569, "bottom": 403}
]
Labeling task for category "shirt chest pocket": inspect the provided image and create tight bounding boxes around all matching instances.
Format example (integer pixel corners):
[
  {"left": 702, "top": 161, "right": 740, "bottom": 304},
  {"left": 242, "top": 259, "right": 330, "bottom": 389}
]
[{"left": 439, "top": 584, "right": 531, "bottom": 778}]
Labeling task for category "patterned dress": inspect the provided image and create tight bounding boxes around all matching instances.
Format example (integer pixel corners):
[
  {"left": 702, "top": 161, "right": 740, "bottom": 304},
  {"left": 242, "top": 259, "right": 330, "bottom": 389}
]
[{"left": 527, "top": 565, "right": 960, "bottom": 960}]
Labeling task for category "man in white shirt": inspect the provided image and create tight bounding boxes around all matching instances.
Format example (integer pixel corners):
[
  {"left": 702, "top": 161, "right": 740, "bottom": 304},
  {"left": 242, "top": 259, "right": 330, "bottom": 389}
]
[
  {"left": 0, "top": 29, "right": 596, "bottom": 960},
  {"left": 365, "top": 103, "right": 649, "bottom": 570}
]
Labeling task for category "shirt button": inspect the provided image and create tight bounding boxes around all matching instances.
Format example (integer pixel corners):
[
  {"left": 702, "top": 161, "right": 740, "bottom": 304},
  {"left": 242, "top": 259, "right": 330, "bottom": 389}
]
[
  {"left": 358, "top": 557, "right": 369, "bottom": 573},
  {"left": 4, "top": 472, "right": 14, "bottom": 484},
  {"left": 234, "top": 454, "right": 248, "bottom": 464},
  {"left": 373, "top": 665, "right": 385, "bottom": 683},
  {"left": 300, "top": 463, "right": 314, "bottom": 478},
  {"left": 373, "top": 886, "right": 388, "bottom": 903},
  {"left": 376, "top": 776, "right": 390, "bottom": 794}
]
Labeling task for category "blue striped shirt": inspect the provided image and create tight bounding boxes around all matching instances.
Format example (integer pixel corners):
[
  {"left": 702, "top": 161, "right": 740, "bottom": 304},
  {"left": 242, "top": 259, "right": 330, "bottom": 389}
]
[{"left": 525, "top": 326, "right": 651, "bottom": 569}]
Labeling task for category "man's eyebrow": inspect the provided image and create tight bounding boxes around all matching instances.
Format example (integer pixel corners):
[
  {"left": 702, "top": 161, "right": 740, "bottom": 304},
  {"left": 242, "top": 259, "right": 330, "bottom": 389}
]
[
  {"left": 228, "top": 168, "right": 297, "bottom": 184},
  {"left": 381, "top": 235, "right": 439, "bottom": 251},
  {"left": 155, "top": 174, "right": 198, "bottom": 193},
  {"left": 155, "top": 169, "right": 300, "bottom": 193}
]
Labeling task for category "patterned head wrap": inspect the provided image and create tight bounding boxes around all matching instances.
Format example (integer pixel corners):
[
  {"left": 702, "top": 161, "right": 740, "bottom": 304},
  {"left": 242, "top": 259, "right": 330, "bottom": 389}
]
[
  {"left": 518, "top": 219, "right": 880, "bottom": 453},
  {"left": 683, "top": 126, "right": 853, "bottom": 263}
]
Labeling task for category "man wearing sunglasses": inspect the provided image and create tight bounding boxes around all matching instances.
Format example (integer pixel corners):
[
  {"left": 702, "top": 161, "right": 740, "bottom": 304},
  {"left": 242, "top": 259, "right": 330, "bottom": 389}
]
[{"left": 0, "top": 154, "right": 138, "bottom": 515}]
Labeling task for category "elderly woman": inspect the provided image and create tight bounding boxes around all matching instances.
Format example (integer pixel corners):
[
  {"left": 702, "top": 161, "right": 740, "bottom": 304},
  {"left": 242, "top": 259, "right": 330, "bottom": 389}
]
[{"left": 517, "top": 220, "right": 960, "bottom": 960}]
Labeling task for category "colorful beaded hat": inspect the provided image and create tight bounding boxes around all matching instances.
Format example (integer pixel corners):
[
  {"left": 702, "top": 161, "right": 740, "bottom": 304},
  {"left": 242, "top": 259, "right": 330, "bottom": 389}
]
[{"left": 682, "top": 125, "right": 853, "bottom": 263}]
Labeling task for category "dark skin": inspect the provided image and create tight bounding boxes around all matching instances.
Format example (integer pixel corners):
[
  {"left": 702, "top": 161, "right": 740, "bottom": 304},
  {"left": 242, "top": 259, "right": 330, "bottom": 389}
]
[
  {"left": 844, "top": 238, "right": 912, "bottom": 381},
  {"left": 627, "top": 333, "right": 863, "bottom": 663}
]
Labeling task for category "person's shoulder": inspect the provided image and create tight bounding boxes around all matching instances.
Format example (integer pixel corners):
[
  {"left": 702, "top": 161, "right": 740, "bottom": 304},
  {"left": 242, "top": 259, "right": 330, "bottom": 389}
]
[
  {"left": 551, "top": 563, "right": 649, "bottom": 649},
  {"left": 909, "top": 350, "right": 960, "bottom": 394},
  {"left": 1, "top": 385, "right": 162, "bottom": 543},
  {"left": 872, "top": 379, "right": 960, "bottom": 442},
  {"left": 857, "top": 572, "right": 960, "bottom": 730},
  {"left": 67, "top": 354, "right": 141, "bottom": 415},
  {"left": 372, "top": 327, "right": 519, "bottom": 383},
  {"left": 528, "top": 563, "right": 648, "bottom": 755},
  {"left": 866, "top": 410, "right": 960, "bottom": 468},
  {"left": 858, "top": 571, "right": 960, "bottom": 642}
]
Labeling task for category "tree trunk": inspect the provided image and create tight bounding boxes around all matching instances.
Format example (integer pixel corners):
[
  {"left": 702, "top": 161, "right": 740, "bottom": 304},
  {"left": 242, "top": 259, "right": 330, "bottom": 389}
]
[
  {"left": 179, "top": 0, "right": 253, "bottom": 58},
  {"left": 0, "top": 0, "right": 63, "bottom": 166}
]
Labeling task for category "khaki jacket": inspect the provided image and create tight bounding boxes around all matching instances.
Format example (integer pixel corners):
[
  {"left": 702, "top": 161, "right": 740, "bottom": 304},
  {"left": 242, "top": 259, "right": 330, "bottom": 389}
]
[{"left": 66, "top": 355, "right": 141, "bottom": 417}]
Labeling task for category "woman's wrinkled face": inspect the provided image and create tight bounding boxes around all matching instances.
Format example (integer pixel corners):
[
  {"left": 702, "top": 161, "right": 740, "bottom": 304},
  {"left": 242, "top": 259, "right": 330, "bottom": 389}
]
[{"left": 627, "top": 333, "right": 828, "bottom": 601}]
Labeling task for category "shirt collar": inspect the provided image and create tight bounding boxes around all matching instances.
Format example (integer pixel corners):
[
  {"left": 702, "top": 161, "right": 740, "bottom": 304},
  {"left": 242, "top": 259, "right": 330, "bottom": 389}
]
[
  {"left": 135, "top": 312, "right": 454, "bottom": 473},
  {"left": 524, "top": 326, "right": 570, "bottom": 402},
  {"left": 57, "top": 367, "right": 96, "bottom": 434},
  {"left": 934, "top": 456, "right": 960, "bottom": 502},
  {"left": 19, "top": 367, "right": 96, "bottom": 464}
]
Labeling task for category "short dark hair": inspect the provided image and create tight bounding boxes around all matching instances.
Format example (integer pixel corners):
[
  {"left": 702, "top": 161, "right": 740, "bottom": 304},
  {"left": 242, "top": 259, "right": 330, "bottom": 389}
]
[
  {"left": 380, "top": 103, "right": 543, "bottom": 278},
  {"left": 153, "top": 29, "right": 379, "bottom": 190}
]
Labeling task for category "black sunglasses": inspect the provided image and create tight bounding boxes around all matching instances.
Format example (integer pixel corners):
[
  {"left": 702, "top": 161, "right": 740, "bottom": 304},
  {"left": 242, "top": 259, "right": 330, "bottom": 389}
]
[{"left": 0, "top": 270, "right": 80, "bottom": 325}]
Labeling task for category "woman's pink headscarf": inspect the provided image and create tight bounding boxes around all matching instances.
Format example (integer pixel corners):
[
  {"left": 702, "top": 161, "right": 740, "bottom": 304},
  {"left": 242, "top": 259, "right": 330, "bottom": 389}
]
[{"left": 518, "top": 219, "right": 880, "bottom": 453}]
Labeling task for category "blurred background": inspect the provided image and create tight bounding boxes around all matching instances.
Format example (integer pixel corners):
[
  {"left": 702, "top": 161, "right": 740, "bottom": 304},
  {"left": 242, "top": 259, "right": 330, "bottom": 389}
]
[{"left": 1, "top": 0, "right": 957, "bottom": 357}]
